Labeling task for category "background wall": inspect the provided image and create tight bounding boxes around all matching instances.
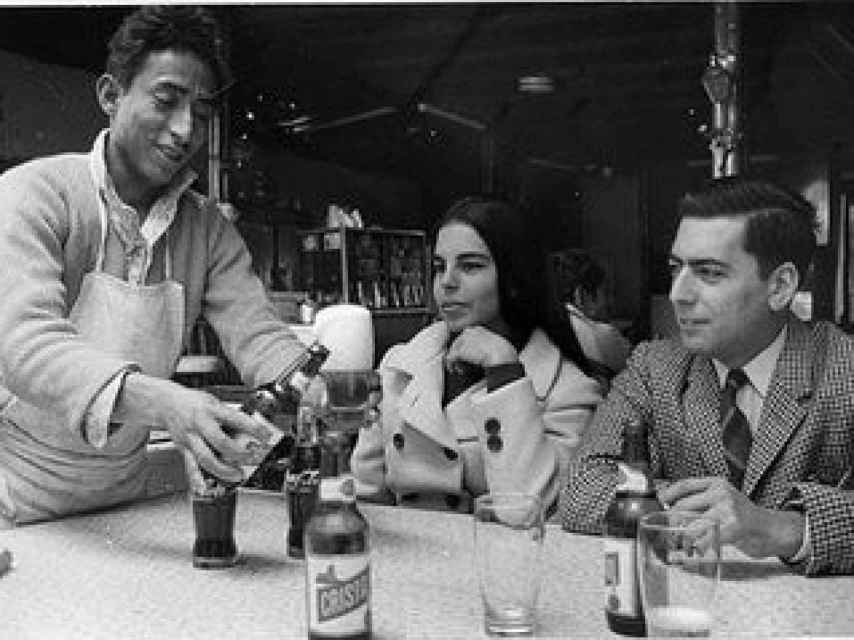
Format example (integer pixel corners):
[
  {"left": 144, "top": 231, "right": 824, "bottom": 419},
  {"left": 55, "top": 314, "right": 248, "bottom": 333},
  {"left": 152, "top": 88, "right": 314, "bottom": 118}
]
[
  {"left": 579, "top": 172, "right": 643, "bottom": 323},
  {"left": 0, "top": 49, "right": 102, "bottom": 161}
]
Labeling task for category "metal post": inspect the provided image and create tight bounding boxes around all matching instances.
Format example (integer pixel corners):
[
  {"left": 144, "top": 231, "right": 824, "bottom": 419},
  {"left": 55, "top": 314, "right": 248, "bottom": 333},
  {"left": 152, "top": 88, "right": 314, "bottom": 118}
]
[{"left": 702, "top": 1, "right": 742, "bottom": 177}]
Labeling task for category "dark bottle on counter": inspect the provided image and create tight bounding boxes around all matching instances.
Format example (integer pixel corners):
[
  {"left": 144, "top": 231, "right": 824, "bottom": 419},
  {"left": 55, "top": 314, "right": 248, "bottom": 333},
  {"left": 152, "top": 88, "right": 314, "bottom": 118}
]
[
  {"left": 603, "top": 418, "right": 662, "bottom": 637},
  {"left": 304, "top": 430, "right": 371, "bottom": 639},
  {"left": 192, "top": 343, "right": 330, "bottom": 569},
  {"left": 286, "top": 389, "right": 323, "bottom": 559}
]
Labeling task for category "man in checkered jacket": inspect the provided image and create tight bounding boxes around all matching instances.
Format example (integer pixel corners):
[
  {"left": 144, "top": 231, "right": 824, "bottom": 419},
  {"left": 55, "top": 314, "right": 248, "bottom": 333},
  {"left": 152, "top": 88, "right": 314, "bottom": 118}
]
[{"left": 559, "top": 176, "right": 854, "bottom": 576}]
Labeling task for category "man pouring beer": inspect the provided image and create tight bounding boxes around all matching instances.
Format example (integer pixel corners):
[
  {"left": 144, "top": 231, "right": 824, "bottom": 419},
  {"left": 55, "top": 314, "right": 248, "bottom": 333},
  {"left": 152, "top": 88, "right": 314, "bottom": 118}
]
[{"left": 0, "top": 6, "right": 305, "bottom": 525}]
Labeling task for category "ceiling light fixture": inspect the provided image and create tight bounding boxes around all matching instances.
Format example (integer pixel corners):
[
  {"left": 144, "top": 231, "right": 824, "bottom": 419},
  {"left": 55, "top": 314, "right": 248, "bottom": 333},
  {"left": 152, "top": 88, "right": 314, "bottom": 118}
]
[{"left": 517, "top": 74, "right": 555, "bottom": 95}]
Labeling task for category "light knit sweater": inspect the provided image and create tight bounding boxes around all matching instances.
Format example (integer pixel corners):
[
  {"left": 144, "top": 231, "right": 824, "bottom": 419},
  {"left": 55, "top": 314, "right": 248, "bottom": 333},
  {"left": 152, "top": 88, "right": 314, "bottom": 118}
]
[{"left": 0, "top": 152, "right": 304, "bottom": 436}]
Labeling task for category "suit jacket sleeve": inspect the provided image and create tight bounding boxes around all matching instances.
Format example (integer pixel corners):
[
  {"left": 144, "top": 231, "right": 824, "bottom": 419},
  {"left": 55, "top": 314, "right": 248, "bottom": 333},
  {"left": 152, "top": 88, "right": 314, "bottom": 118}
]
[
  {"left": 785, "top": 483, "right": 854, "bottom": 575},
  {"left": 471, "top": 358, "right": 602, "bottom": 512},
  {"left": 558, "top": 341, "right": 658, "bottom": 533}
]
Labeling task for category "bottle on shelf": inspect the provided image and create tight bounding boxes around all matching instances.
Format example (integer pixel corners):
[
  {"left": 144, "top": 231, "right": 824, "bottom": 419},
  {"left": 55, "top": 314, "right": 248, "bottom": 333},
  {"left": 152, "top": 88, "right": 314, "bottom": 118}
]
[
  {"left": 603, "top": 418, "right": 663, "bottom": 637},
  {"left": 304, "top": 426, "right": 372, "bottom": 639}
]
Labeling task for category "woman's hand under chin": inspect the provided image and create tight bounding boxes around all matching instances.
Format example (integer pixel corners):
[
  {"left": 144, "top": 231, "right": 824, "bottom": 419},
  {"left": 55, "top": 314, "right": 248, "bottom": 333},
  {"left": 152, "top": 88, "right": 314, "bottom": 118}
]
[{"left": 445, "top": 325, "right": 520, "bottom": 370}]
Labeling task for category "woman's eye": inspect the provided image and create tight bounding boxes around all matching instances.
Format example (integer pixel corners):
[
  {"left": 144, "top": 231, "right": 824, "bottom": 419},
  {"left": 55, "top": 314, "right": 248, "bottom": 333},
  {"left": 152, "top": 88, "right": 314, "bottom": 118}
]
[
  {"left": 696, "top": 267, "right": 724, "bottom": 282},
  {"left": 431, "top": 259, "right": 445, "bottom": 274},
  {"left": 459, "top": 261, "right": 483, "bottom": 273}
]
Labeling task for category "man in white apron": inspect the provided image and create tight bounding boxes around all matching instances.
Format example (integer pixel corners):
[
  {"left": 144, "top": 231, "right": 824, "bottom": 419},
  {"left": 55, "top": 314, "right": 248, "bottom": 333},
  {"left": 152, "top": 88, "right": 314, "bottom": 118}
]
[{"left": 0, "top": 7, "right": 305, "bottom": 525}]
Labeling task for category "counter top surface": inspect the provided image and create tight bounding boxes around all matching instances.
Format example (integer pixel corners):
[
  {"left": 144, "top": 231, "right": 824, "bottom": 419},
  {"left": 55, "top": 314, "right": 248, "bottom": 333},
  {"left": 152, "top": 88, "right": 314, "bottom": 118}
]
[{"left": 1, "top": 490, "right": 852, "bottom": 639}]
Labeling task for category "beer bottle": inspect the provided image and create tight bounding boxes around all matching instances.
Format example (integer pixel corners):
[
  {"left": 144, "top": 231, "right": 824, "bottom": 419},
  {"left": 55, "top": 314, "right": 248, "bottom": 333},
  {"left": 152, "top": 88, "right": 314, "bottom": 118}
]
[
  {"left": 240, "top": 341, "right": 330, "bottom": 433},
  {"left": 304, "top": 429, "right": 371, "bottom": 639},
  {"left": 201, "top": 342, "right": 330, "bottom": 490},
  {"left": 603, "top": 418, "right": 662, "bottom": 636},
  {"left": 286, "top": 383, "right": 323, "bottom": 558}
]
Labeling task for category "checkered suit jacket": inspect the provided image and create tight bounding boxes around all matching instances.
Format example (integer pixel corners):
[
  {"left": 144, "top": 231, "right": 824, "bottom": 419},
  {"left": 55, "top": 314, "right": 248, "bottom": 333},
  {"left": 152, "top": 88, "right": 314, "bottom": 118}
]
[{"left": 558, "top": 316, "right": 854, "bottom": 576}]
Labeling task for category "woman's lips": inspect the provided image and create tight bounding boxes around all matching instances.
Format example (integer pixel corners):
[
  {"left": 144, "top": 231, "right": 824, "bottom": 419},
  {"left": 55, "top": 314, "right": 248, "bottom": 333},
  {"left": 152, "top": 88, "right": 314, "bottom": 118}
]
[
  {"left": 441, "top": 303, "right": 467, "bottom": 316},
  {"left": 677, "top": 317, "right": 708, "bottom": 330}
]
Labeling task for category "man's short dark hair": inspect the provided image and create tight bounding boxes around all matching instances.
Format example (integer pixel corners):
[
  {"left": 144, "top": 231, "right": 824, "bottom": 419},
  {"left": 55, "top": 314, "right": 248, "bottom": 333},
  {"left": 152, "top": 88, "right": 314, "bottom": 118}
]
[
  {"left": 678, "top": 176, "right": 817, "bottom": 280},
  {"left": 561, "top": 251, "right": 605, "bottom": 300},
  {"left": 106, "top": 5, "right": 230, "bottom": 91}
]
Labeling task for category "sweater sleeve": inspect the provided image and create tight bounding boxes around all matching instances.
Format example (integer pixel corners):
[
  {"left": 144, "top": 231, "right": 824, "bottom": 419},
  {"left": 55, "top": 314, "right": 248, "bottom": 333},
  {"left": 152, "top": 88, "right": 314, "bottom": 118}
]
[
  {"left": 198, "top": 202, "right": 306, "bottom": 388},
  {"left": 0, "top": 162, "right": 136, "bottom": 435}
]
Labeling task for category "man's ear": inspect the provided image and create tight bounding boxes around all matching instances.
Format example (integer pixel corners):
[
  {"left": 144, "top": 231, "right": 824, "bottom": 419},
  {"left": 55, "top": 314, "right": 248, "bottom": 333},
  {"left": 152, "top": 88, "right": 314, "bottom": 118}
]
[
  {"left": 96, "top": 74, "right": 122, "bottom": 119},
  {"left": 767, "top": 261, "right": 800, "bottom": 312}
]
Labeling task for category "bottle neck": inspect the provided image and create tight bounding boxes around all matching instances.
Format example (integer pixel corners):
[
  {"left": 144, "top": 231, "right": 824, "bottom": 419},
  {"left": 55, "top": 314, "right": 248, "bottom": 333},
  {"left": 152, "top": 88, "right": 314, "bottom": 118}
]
[
  {"left": 288, "top": 370, "right": 312, "bottom": 395},
  {"left": 317, "top": 431, "right": 357, "bottom": 504},
  {"left": 615, "top": 460, "right": 655, "bottom": 494},
  {"left": 626, "top": 459, "right": 651, "bottom": 474}
]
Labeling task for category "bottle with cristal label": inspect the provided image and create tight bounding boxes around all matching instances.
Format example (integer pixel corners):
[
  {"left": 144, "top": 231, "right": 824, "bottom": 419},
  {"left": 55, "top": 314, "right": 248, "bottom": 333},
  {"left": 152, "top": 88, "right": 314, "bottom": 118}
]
[
  {"left": 603, "top": 418, "right": 662, "bottom": 636},
  {"left": 304, "top": 429, "right": 371, "bottom": 639}
]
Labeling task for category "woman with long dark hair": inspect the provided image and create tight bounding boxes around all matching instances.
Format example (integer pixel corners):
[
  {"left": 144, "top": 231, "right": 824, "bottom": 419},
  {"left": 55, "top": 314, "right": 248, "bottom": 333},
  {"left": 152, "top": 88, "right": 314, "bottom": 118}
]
[{"left": 351, "top": 196, "right": 603, "bottom": 512}]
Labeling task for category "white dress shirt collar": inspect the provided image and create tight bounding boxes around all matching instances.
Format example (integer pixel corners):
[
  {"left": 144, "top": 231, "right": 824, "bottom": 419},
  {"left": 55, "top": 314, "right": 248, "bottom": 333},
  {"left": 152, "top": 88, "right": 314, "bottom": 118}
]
[
  {"left": 90, "top": 129, "right": 197, "bottom": 283},
  {"left": 712, "top": 325, "right": 788, "bottom": 397}
]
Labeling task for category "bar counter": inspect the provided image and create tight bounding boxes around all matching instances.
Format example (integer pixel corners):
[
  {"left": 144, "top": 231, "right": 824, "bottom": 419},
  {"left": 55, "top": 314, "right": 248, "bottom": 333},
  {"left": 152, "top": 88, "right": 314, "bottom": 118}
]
[{"left": 1, "top": 489, "right": 853, "bottom": 639}]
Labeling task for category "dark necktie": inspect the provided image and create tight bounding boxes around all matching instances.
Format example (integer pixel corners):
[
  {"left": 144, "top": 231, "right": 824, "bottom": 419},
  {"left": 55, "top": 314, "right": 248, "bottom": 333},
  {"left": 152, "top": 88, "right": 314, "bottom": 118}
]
[{"left": 720, "top": 368, "right": 752, "bottom": 490}]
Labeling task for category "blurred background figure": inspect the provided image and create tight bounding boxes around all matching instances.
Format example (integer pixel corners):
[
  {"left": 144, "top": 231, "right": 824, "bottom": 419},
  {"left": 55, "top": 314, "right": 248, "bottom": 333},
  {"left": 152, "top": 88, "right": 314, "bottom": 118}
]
[{"left": 561, "top": 251, "right": 633, "bottom": 375}]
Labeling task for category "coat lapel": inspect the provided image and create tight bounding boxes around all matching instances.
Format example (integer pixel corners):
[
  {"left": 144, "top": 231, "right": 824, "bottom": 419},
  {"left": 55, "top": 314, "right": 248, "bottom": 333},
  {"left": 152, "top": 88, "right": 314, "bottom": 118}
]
[
  {"left": 682, "top": 356, "right": 729, "bottom": 477},
  {"left": 743, "top": 319, "right": 812, "bottom": 496},
  {"left": 383, "top": 322, "right": 458, "bottom": 450},
  {"left": 519, "top": 328, "right": 563, "bottom": 400},
  {"left": 382, "top": 325, "right": 562, "bottom": 450}
]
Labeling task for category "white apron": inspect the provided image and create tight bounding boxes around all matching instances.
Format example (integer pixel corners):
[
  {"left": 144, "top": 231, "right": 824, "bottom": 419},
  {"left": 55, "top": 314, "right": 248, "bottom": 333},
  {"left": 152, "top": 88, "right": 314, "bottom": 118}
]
[{"left": 0, "top": 175, "right": 185, "bottom": 525}]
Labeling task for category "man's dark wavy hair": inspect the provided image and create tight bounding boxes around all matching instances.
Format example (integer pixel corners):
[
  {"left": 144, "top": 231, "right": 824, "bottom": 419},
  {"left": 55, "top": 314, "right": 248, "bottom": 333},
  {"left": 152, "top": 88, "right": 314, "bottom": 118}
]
[
  {"left": 678, "top": 176, "right": 817, "bottom": 280},
  {"left": 106, "top": 5, "right": 230, "bottom": 91},
  {"left": 434, "top": 195, "right": 602, "bottom": 380}
]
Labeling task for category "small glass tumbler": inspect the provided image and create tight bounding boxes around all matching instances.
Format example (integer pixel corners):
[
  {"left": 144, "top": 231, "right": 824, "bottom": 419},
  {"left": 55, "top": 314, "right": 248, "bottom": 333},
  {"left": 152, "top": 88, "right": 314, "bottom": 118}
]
[
  {"left": 320, "top": 369, "right": 381, "bottom": 435},
  {"left": 192, "top": 486, "right": 239, "bottom": 568},
  {"left": 474, "top": 493, "right": 545, "bottom": 636},
  {"left": 638, "top": 510, "right": 720, "bottom": 638}
]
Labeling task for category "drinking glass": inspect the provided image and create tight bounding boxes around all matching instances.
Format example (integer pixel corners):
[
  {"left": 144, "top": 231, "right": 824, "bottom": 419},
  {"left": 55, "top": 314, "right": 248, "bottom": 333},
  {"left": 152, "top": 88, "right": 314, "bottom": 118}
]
[
  {"left": 321, "top": 369, "right": 380, "bottom": 448},
  {"left": 320, "top": 369, "right": 380, "bottom": 436},
  {"left": 637, "top": 511, "right": 720, "bottom": 638},
  {"left": 191, "top": 485, "right": 239, "bottom": 568},
  {"left": 474, "top": 493, "right": 545, "bottom": 636}
]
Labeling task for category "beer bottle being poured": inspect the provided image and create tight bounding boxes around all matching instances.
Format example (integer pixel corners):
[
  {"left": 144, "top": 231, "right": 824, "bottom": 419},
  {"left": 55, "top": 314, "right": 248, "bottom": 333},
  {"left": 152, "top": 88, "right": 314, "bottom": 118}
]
[
  {"left": 200, "top": 341, "right": 329, "bottom": 491},
  {"left": 603, "top": 418, "right": 662, "bottom": 636}
]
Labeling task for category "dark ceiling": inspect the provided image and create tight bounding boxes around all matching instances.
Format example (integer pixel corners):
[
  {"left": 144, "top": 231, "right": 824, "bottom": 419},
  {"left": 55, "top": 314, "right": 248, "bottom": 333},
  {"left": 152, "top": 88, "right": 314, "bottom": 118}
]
[{"left": 3, "top": 3, "right": 854, "bottom": 186}]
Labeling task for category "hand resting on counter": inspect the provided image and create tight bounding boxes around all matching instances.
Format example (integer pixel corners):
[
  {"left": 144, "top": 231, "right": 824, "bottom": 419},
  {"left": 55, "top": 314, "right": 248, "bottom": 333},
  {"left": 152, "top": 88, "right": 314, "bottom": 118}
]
[{"left": 660, "top": 476, "right": 805, "bottom": 561}]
